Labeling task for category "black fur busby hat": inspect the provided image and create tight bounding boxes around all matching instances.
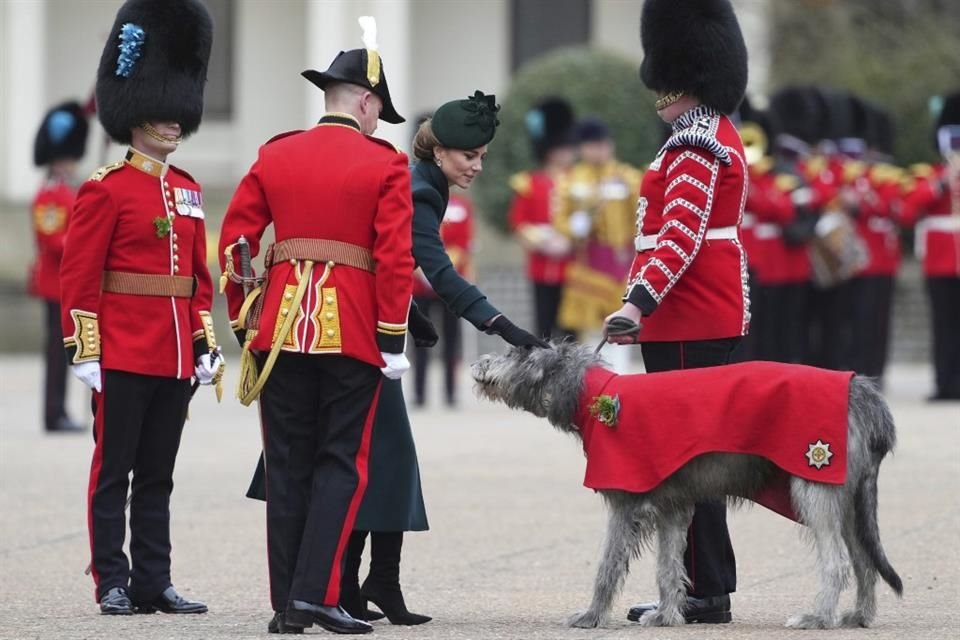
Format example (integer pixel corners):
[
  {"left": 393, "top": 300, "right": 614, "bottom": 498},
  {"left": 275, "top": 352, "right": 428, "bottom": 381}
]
[
  {"left": 33, "top": 101, "right": 89, "bottom": 167},
  {"left": 302, "top": 17, "right": 404, "bottom": 124},
  {"left": 935, "top": 91, "right": 960, "bottom": 154},
  {"left": 639, "top": 0, "right": 748, "bottom": 115},
  {"left": 95, "top": 0, "right": 213, "bottom": 144},
  {"left": 525, "top": 97, "right": 576, "bottom": 162},
  {"left": 769, "top": 86, "right": 829, "bottom": 145}
]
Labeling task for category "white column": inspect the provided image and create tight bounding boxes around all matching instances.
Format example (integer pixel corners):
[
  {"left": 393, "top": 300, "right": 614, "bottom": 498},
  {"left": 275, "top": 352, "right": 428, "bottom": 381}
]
[
  {"left": 370, "top": 0, "right": 411, "bottom": 148},
  {"left": 304, "top": 0, "right": 348, "bottom": 124},
  {"left": 0, "top": 0, "right": 46, "bottom": 201}
]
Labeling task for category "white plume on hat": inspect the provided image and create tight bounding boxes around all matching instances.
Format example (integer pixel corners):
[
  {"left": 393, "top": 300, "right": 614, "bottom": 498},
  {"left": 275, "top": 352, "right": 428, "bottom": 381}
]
[{"left": 358, "top": 16, "right": 378, "bottom": 51}]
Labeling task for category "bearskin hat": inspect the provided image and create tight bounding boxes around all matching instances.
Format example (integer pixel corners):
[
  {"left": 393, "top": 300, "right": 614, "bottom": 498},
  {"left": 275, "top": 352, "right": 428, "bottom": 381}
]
[
  {"left": 734, "top": 96, "right": 775, "bottom": 161},
  {"left": 935, "top": 92, "right": 960, "bottom": 130},
  {"left": 639, "top": 0, "right": 748, "bottom": 115},
  {"left": 95, "top": 0, "right": 213, "bottom": 144},
  {"left": 769, "top": 86, "right": 828, "bottom": 145},
  {"left": 33, "top": 101, "right": 89, "bottom": 167},
  {"left": 525, "top": 97, "right": 575, "bottom": 162}
]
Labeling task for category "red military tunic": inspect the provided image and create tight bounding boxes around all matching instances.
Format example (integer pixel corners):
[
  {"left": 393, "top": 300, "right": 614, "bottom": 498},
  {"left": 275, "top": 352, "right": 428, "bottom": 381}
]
[
  {"left": 575, "top": 363, "right": 853, "bottom": 521},
  {"left": 625, "top": 105, "right": 750, "bottom": 341},
  {"left": 413, "top": 194, "right": 472, "bottom": 297},
  {"left": 59, "top": 148, "right": 216, "bottom": 379},
  {"left": 852, "top": 163, "right": 902, "bottom": 278},
  {"left": 508, "top": 170, "right": 570, "bottom": 285},
  {"left": 219, "top": 114, "right": 414, "bottom": 366},
  {"left": 29, "top": 178, "right": 76, "bottom": 301},
  {"left": 900, "top": 163, "right": 960, "bottom": 277},
  {"left": 748, "top": 169, "right": 812, "bottom": 285}
]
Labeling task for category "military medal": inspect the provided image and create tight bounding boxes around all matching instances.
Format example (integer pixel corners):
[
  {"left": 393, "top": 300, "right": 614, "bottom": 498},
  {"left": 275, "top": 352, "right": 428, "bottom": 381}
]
[{"left": 805, "top": 440, "right": 833, "bottom": 469}]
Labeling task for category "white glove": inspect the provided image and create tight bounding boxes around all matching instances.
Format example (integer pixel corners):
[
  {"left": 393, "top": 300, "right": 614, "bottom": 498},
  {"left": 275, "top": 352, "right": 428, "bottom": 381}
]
[
  {"left": 569, "top": 211, "right": 592, "bottom": 239},
  {"left": 380, "top": 352, "right": 410, "bottom": 380},
  {"left": 72, "top": 361, "right": 102, "bottom": 392},
  {"left": 194, "top": 350, "right": 224, "bottom": 385}
]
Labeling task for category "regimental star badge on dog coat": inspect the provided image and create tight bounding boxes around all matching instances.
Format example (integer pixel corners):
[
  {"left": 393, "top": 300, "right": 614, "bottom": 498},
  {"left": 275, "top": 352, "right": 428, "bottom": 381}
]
[{"left": 806, "top": 440, "right": 833, "bottom": 469}]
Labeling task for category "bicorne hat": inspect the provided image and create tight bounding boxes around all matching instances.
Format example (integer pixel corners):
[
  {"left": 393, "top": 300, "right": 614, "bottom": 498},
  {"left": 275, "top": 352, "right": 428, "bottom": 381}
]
[
  {"left": 639, "top": 0, "right": 748, "bottom": 115},
  {"left": 95, "top": 0, "right": 213, "bottom": 144},
  {"left": 34, "top": 101, "right": 89, "bottom": 167},
  {"left": 302, "top": 17, "right": 405, "bottom": 124}
]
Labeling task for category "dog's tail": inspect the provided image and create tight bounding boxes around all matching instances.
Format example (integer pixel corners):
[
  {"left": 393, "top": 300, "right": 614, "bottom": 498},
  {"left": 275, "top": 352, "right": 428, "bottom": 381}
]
[{"left": 850, "top": 377, "right": 903, "bottom": 597}]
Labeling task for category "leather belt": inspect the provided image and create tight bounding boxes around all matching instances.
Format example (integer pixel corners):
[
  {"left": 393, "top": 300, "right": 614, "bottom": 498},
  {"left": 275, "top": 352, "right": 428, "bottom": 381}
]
[
  {"left": 264, "top": 238, "right": 376, "bottom": 272},
  {"left": 635, "top": 225, "right": 739, "bottom": 251},
  {"left": 102, "top": 271, "right": 195, "bottom": 297}
]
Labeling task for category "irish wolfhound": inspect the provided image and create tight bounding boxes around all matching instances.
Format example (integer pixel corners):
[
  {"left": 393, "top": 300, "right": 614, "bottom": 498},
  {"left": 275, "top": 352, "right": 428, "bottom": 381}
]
[{"left": 471, "top": 342, "right": 902, "bottom": 629}]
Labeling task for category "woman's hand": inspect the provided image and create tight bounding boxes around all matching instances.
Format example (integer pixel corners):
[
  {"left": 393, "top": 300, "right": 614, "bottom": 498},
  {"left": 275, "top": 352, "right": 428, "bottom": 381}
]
[{"left": 603, "top": 303, "right": 643, "bottom": 344}]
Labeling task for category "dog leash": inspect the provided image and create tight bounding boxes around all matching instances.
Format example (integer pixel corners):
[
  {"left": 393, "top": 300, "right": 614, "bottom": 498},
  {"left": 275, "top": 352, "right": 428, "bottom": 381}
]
[{"left": 595, "top": 316, "right": 642, "bottom": 355}]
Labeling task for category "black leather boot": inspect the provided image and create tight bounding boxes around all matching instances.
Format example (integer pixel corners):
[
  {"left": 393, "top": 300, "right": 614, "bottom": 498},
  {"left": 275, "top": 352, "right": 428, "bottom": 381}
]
[
  {"left": 359, "top": 532, "right": 431, "bottom": 625},
  {"left": 340, "top": 530, "right": 385, "bottom": 622}
]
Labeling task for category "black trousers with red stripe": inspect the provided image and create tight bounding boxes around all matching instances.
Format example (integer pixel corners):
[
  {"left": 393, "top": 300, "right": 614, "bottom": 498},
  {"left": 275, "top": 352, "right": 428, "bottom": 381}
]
[
  {"left": 88, "top": 370, "right": 190, "bottom": 602},
  {"left": 259, "top": 353, "right": 381, "bottom": 611},
  {"left": 641, "top": 338, "right": 739, "bottom": 598},
  {"left": 43, "top": 301, "right": 69, "bottom": 430}
]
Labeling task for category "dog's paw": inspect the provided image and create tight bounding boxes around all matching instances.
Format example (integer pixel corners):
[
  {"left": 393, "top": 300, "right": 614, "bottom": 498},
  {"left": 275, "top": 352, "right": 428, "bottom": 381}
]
[
  {"left": 840, "top": 610, "right": 872, "bottom": 628},
  {"left": 785, "top": 613, "right": 835, "bottom": 629},
  {"left": 567, "top": 609, "right": 603, "bottom": 629},
  {"left": 638, "top": 609, "right": 684, "bottom": 627}
]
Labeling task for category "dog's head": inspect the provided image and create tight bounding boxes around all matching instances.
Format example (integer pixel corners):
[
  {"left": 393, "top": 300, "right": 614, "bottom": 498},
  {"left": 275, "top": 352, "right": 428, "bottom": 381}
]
[{"left": 471, "top": 341, "right": 605, "bottom": 436}]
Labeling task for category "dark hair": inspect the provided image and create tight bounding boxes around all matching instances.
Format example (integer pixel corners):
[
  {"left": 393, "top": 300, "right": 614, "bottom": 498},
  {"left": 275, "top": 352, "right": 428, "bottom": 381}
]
[{"left": 413, "top": 118, "right": 440, "bottom": 161}]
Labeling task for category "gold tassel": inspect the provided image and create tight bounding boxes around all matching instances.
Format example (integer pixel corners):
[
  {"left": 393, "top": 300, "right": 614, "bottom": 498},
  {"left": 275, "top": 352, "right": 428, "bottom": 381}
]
[
  {"left": 236, "top": 343, "right": 260, "bottom": 404},
  {"left": 219, "top": 272, "right": 228, "bottom": 294}
]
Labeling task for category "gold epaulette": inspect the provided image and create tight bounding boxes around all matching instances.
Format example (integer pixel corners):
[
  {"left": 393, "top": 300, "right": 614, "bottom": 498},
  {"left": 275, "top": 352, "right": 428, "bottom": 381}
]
[
  {"left": 842, "top": 160, "right": 867, "bottom": 184},
  {"left": 803, "top": 156, "right": 826, "bottom": 178},
  {"left": 909, "top": 163, "right": 935, "bottom": 178},
  {"left": 88, "top": 161, "right": 124, "bottom": 182},
  {"left": 509, "top": 171, "right": 532, "bottom": 196},
  {"left": 774, "top": 174, "right": 800, "bottom": 192}
]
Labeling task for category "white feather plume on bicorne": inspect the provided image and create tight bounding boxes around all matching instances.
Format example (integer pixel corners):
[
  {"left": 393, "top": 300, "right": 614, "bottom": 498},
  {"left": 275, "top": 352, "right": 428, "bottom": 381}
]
[{"left": 358, "top": 16, "right": 378, "bottom": 51}]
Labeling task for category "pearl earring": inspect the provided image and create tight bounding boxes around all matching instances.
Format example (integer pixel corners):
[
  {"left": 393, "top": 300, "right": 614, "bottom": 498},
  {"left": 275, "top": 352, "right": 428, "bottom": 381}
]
[{"left": 435, "top": 157, "right": 442, "bottom": 168}]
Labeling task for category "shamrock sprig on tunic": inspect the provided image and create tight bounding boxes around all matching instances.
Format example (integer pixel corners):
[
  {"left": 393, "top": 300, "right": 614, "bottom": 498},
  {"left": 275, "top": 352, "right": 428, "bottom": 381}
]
[
  {"left": 153, "top": 215, "right": 172, "bottom": 238},
  {"left": 589, "top": 394, "right": 621, "bottom": 428}
]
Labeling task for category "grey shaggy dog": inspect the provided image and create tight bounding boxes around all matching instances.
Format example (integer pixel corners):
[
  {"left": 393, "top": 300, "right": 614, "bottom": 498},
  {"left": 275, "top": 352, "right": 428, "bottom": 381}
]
[{"left": 471, "top": 342, "right": 903, "bottom": 629}]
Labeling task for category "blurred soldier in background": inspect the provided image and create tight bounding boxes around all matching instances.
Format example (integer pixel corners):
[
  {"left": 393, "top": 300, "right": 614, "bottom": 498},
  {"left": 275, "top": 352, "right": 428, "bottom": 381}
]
[
  {"left": 412, "top": 189, "right": 472, "bottom": 408},
  {"left": 60, "top": 0, "right": 220, "bottom": 615},
  {"left": 900, "top": 92, "right": 960, "bottom": 401},
  {"left": 554, "top": 116, "right": 640, "bottom": 362},
  {"left": 507, "top": 97, "right": 577, "bottom": 340},
  {"left": 29, "top": 100, "right": 90, "bottom": 433},
  {"left": 843, "top": 98, "right": 902, "bottom": 384}
]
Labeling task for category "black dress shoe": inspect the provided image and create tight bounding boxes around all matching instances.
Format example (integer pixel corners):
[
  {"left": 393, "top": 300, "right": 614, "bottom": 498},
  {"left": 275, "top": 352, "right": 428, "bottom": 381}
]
[
  {"left": 134, "top": 586, "right": 208, "bottom": 614},
  {"left": 285, "top": 601, "right": 372, "bottom": 634},
  {"left": 100, "top": 587, "right": 134, "bottom": 615},
  {"left": 46, "top": 416, "right": 84, "bottom": 433},
  {"left": 268, "top": 611, "right": 303, "bottom": 634},
  {"left": 627, "top": 594, "right": 732, "bottom": 624}
]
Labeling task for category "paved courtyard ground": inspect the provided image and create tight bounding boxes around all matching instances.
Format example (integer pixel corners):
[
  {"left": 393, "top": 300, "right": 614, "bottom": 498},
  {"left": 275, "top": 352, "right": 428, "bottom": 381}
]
[{"left": 1, "top": 355, "right": 957, "bottom": 639}]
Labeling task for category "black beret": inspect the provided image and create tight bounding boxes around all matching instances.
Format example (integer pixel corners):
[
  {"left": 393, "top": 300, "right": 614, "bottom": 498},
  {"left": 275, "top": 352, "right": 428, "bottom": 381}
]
[{"left": 432, "top": 91, "right": 501, "bottom": 150}]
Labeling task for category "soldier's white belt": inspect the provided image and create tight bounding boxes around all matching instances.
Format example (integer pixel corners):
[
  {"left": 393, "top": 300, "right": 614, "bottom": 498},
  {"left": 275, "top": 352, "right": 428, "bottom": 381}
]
[
  {"left": 635, "top": 225, "right": 738, "bottom": 251},
  {"left": 753, "top": 223, "right": 782, "bottom": 240},
  {"left": 741, "top": 212, "right": 757, "bottom": 228},
  {"left": 915, "top": 214, "right": 960, "bottom": 258}
]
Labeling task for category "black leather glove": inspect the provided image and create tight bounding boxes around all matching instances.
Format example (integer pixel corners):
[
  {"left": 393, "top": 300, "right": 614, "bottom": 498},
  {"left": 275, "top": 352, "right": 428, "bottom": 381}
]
[
  {"left": 408, "top": 302, "right": 439, "bottom": 348},
  {"left": 234, "top": 329, "right": 247, "bottom": 348},
  {"left": 485, "top": 315, "right": 549, "bottom": 348}
]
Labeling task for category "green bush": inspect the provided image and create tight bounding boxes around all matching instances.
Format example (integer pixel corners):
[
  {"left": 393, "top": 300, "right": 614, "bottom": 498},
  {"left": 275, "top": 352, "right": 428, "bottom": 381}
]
[{"left": 474, "top": 46, "right": 663, "bottom": 233}]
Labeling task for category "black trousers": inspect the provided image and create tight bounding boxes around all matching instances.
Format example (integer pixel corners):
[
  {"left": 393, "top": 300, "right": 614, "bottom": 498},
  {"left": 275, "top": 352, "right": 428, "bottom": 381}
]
[
  {"left": 641, "top": 338, "right": 739, "bottom": 597},
  {"left": 533, "top": 283, "right": 574, "bottom": 341},
  {"left": 927, "top": 277, "right": 960, "bottom": 398},
  {"left": 851, "top": 276, "right": 895, "bottom": 380},
  {"left": 43, "top": 301, "right": 69, "bottom": 430},
  {"left": 412, "top": 296, "right": 461, "bottom": 406},
  {"left": 88, "top": 370, "right": 190, "bottom": 602},
  {"left": 805, "top": 282, "right": 855, "bottom": 370},
  {"left": 758, "top": 283, "right": 808, "bottom": 363},
  {"left": 260, "top": 353, "right": 382, "bottom": 610}
]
